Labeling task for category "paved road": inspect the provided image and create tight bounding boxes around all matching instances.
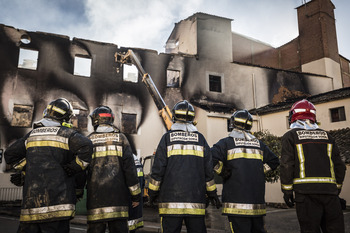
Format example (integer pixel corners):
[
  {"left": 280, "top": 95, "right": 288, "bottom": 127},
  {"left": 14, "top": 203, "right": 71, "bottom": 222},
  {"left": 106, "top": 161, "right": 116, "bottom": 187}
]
[{"left": 1, "top": 205, "right": 349, "bottom": 233}]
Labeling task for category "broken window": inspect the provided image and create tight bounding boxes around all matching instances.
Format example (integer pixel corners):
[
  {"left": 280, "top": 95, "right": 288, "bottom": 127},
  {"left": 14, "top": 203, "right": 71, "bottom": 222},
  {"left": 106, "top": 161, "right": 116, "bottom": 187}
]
[
  {"left": 11, "top": 104, "right": 34, "bottom": 127},
  {"left": 330, "top": 106, "right": 346, "bottom": 122},
  {"left": 167, "top": 70, "right": 180, "bottom": 88},
  {"left": 71, "top": 109, "right": 89, "bottom": 132},
  {"left": 18, "top": 48, "right": 38, "bottom": 70},
  {"left": 74, "top": 56, "right": 91, "bottom": 77},
  {"left": 209, "top": 74, "right": 222, "bottom": 92},
  {"left": 123, "top": 64, "right": 138, "bottom": 83},
  {"left": 121, "top": 113, "right": 137, "bottom": 134}
]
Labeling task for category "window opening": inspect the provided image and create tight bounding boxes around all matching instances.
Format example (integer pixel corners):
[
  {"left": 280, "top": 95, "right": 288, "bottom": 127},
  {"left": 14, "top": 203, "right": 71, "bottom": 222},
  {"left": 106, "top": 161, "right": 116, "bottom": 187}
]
[
  {"left": 330, "top": 107, "right": 346, "bottom": 122},
  {"left": 123, "top": 64, "right": 138, "bottom": 83},
  {"left": 209, "top": 75, "right": 222, "bottom": 92},
  {"left": 122, "top": 113, "right": 137, "bottom": 134},
  {"left": 167, "top": 70, "right": 180, "bottom": 88},
  {"left": 74, "top": 56, "right": 91, "bottom": 77},
  {"left": 18, "top": 48, "right": 38, "bottom": 70}
]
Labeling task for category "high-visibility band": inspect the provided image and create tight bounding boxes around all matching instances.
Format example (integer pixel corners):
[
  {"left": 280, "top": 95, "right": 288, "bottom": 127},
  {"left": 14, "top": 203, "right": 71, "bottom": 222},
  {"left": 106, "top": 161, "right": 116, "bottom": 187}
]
[
  {"left": 14, "top": 158, "right": 27, "bottom": 170},
  {"left": 128, "top": 217, "right": 144, "bottom": 230},
  {"left": 235, "top": 117, "right": 252, "bottom": 126},
  {"left": 281, "top": 184, "right": 293, "bottom": 190},
  {"left": 222, "top": 202, "right": 266, "bottom": 216},
  {"left": 129, "top": 183, "right": 141, "bottom": 196},
  {"left": 26, "top": 140, "right": 69, "bottom": 150},
  {"left": 327, "top": 144, "right": 336, "bottom": 179},
  {"left": 296, "top": 144, "right": 305, "bottom": 178},
  {"left": 137, "top": 171, "right": 144, "bottom": 177},
  {"left": 337, "top": 183, "right": 343, "bottom": 189},
  {"left": 49, "top": 105, "right": 66, "bottom": 115},
  {"left": 158, "top": 202, "right": 206, "bottom": 215},
  {"left": 174, "top": 110, "right": 195, "bottom": 116},
  {"left": 227, "top": 148, "right": 263, "bottom": 161},
  {"left": 87, "top": 206, "right": 128, "bottom": 221},
  {"left": 75, "top": 156, "right": 89, "bottom": 170},
  {"left": 92, "top": 150, "right": 123, "bottom": 158},
  {"left": 214, "top": 161, "right": 223, "bottom": 175},
  {"left": 27, "top": 135, "right": 69, "bottom": 144},
  {"left": 149, "top": 178, "right": 161, "bottom": 191},
  {"left": 293, "top": 177, "right": 336, "bottom": 184},
  {"left": 206, "top": 180, "right": 217, "bottom": 192},
  {"left": 167, "top": 144, "right": 204, "bottom": 158},
  {"left": 20, "top": 204, "right": 75, "bottom": 222}
]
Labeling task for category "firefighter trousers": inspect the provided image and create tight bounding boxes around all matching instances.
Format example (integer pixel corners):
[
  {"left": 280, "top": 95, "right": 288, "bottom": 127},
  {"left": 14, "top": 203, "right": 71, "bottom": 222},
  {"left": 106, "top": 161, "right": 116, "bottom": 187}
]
[
  {"left": 87, "top": 219, "right": 128, "bottom": 233},
  {"left": 161, "top": 216, "right": 207, "bottom": 233},
  {"left": 17, "top": 220, "right": 70, "bottom": 233},
  {"left": 295, "top": 193, "right": 344, "bottom": 233},
  {"left": 228, "top": 216, "right": 266, "bottom": 233}
]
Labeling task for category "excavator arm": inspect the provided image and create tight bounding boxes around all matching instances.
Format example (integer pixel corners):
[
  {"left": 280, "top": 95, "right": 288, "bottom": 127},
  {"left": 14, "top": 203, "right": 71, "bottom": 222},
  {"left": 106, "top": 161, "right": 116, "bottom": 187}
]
[{"left": 115, "top": 49, "right": 173, "bottom": 130}]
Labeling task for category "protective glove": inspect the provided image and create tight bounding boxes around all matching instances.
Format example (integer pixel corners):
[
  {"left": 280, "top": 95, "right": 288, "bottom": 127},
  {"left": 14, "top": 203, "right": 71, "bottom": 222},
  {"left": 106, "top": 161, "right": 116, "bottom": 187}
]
[
  {"left": 283, "top": 191, "right": 295, "bottom": 208},
  {"left": 131, "top": 193, "right": 141, "bottom": 203},
  {"left": 10, "top": 172, "right": 25, "bottom": 186},
  {"left": 148, "top": 190, "right": 158, "bottom": 208},
  {"left": 63, "top": 161, "right": 83, "bottom": 177},
  {"left": 221, "top": 166, "right": 232, "bottom": 181},
  {"left": 207, "top": 192, "right": 222, "bottom": 209}
]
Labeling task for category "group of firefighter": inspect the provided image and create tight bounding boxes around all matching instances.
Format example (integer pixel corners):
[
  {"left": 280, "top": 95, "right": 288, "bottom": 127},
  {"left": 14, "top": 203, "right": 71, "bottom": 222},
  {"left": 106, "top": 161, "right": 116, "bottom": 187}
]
[{"left": 4, "top": 97, "right": 346, "bottom": 233}]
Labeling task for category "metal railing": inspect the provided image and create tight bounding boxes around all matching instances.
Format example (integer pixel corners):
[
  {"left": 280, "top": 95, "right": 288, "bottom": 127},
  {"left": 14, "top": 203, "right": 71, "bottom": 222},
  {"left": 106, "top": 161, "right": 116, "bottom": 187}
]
[{"left": 0, "top": 187, "right": 22, "bottom": 201}]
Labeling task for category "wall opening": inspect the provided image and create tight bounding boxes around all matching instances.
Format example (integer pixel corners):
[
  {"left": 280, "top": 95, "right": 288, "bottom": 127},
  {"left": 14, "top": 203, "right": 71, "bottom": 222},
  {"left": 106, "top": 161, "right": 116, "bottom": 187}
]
[
  {"left": 123, "top": 64, "right": 138, "bottom": 83},
  {"left": 167, "top": 69, "right": 180, "bottom": 88},
  {"left": 121, "top": 113, "right": 137, "bottom": 134},
  {"left": 11, "top": 104, "right": 34, "bottom": 127},
  {"left": 208, "top": 74, "right": 222, "bottom": 92},
  {"left": 18, "top": 48, "right": 38, "bottom": 70},
  {"left": 330, "top": 106, "right": 346, "bottom": 122},
  {"left": 74, "top": 56, "right": 91, "bottom": 77}
]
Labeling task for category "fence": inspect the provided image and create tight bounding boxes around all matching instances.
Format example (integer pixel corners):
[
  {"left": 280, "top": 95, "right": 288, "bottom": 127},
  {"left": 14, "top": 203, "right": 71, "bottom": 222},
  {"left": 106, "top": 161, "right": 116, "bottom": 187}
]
[{"left": 0, "top": 187, "right": 22, "bottom": 201}]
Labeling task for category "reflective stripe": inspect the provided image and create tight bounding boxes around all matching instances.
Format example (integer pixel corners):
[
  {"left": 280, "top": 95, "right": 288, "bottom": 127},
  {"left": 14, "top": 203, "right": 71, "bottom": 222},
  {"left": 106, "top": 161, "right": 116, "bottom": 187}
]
[
  {"left": 174, "top": 110, "right": 195, "bottom": 116},
  {"left": 13, "top": 158, "right": 27, "bottom": 170},
  {"left": 92, "top": 145, "right": 123, "bottom": 158},
  {"left": 293, "top": 177, "right": 336, "bottom": 184},
  {"left": 49, "top": 105, "right": 66, "bottom": 115},
  {"left": 281, "top": 184, "right": 293, "bottom": 191},
  {"left": 206, "top": 179, "right": 217, "bottom": 192},
  {"left": 296, "top": 144, "right": 305, "bottom": 178},
  {"left": 337, "top": 183, "right": 343, "bottom": 189},
  {"left": 167, "top": 144, "right": 204, "bottom": 158},
  {"left": 20, "top": 204, "right": 75, "bottom": 222},
  {"left": 129, "top": 183, "right": 141, "bottom": 196},
  {"left": 214, "top": 161, "right": 223, "bottom": 175},
  {"left": 327, "top": 144, "right": 335, "bottom": 179},
  {"left": 222, "top": 202, "right": 266, "bottom": 216},
  {"left": 227, "top": 148, "right": 263, "bottom": 161},
  {"left": 149, "top": 178, "right": 161, "bottom": 191},
  {"left": 87, "top": 206, "right": 128, "bottom": 221},
  {"left": 75, "top": 156, "right": 89, "bottom": 170},
  {"left": 137, "top": 171, "right": 144, "bottom": 177},
  {"left": 158, "top": 202, "right": 206, "bottom": 215},
  {"left": 26, "top": 140, "right": 69, "bottom": 150},
  {"left": 235, "top": 117, "right": 252, "bottom": 126},
  {"left": 128, "top": 217, "right": 144, "bottom": 230}
]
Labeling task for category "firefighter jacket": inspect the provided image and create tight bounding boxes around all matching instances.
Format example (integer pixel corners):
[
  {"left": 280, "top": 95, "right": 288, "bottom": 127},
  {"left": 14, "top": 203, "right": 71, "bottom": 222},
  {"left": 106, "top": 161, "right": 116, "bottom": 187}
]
[
  {"left": 87, "top": 125, "right": 141, "bottom": 222},
  {"left": 280, "top": 127, "right": 346, "bottom": 195},
  {"left": 211, "top": 131, "right": 279, "bottom": 217},
  {"left": 148, "top": 123, "right": 217, "bottom": 217},
  {"left": 4, "top": 119, "right": 93, "bottom": 223}
]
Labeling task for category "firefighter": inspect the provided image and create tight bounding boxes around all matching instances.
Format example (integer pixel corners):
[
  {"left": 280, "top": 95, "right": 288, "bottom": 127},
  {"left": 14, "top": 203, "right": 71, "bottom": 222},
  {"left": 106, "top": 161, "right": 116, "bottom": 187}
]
[
  {"left": 4, "top": 98, "right": 93, "bottom": 233},
  {"left": 148, "top": 100, "right": 221, "bottom": 233},
  {"left": 280, "top": 99, "right": 346, "bottom": 233},
  {"left": 211, "top": 110, "right": 279, "bottom": 233},
  {"left": 128, "top": 154, "right": 145, "bottom": 232},
  {"left": 86, "top": 106, "right": 141, "bottom": 233}
]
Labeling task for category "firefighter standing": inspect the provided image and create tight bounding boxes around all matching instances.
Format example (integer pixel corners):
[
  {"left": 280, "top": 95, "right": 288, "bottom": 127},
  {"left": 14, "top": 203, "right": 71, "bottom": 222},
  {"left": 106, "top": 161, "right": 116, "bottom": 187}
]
[
  {"left": 211, "top": 110, "right": 279, "bottom": 233},
  {"left": 280, "top": 99, "right": 346, "bottom": 233},
  {"left": 148, "top": 100, "right": 221, "bottom": 233},
  {"left": 4, "top": 98, "right": 93, "bottom": 233},
  {"left": 128, "top": 154, "right": 145, "bottom": 232},
  {"left": 86, "top": 106, "right": 141, "bottom": 233}
]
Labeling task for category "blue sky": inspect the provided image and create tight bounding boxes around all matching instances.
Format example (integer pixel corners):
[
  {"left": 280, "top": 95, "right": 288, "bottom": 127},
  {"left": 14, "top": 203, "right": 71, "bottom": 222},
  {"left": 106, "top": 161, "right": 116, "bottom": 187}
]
[{"left": 0, "top": 0, "right": 349, "bottom": 59}]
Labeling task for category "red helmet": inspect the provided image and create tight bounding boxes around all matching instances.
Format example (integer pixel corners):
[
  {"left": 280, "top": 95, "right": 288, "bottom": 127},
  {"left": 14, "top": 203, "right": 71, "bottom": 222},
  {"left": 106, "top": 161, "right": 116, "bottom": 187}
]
[{"left": 288, "top": 99, "right": 316, "bottom": 124}]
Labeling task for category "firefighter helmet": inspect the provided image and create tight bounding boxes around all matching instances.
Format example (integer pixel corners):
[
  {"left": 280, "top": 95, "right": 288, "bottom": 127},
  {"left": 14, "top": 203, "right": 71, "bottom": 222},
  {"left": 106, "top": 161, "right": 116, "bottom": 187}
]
[
  {"left": 43, "top": 98, "right": 73, "bottom": 123},
  {"left": 289, "top": 99, "right": 316, "bottom": 124},
  {"left": 230, "top": 110, "right": 253, "bottom": 131},
  {"left": 172, "top": 100, "right": 195, "bottom": 123},
  {"left": 90, "top": 106, "right": 115, "bottom": 127}
]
